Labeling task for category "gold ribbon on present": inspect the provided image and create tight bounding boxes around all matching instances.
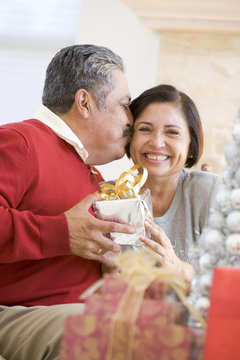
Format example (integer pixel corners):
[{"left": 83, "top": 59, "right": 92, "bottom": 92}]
[
  {"left": 100, "top": 164, "right": 148, "bottom": 200},
  {"left": 106, "top": 248, "right": 206, "bottom": 360}
]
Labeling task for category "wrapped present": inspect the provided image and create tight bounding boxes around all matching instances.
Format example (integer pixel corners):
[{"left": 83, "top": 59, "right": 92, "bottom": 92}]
[
  {"left": 93, "top": 164, "right": 153, "bottom": 246},
  {"left": 61, "top": 249, "right": 205, "bottom": 360},
  {"left": 203, "top": 267, "right": 240, "bottom": 360}
]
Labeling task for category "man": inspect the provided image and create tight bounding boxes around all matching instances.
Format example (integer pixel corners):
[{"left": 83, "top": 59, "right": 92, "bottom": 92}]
[{"left": 0, "top": 44, "right": 134, "bottom": 360}]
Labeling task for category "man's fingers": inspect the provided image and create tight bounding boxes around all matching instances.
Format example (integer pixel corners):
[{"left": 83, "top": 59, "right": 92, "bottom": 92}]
[
  {"left": 201, "top": 163, "right": 212, "bottom": 173},
  {"left": 98, "top": 213, "right": 129, "bottom": 224},
  {"left": 79, "top": 193, "right": 102, "bottom": 210},
  {"left": 95, "top": 217, "right": 135, "bottom": 235}
]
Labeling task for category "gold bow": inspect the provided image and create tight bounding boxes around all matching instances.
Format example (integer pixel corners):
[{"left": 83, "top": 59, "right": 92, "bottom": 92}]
[{"left": 100, "top": 164, "right": 148, "bottom": 200}]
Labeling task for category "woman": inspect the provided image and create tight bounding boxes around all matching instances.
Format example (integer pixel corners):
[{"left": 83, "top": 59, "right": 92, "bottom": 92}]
[{"left": 126, "top": 84, "right": 221, "bottom": 282}]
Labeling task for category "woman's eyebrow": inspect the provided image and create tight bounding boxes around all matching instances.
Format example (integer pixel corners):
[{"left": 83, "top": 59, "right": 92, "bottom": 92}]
[
  {"left": 135, "top": 121, "right": 152, "bottom": 126},
  {"left": 165, "top": 124, "right": 182, "bottom": 129}
]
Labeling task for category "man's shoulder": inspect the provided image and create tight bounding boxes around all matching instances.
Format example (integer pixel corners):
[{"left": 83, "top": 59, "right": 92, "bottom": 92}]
[
  {"left": 1, "top": 119, "right": 50, "bottom": 134},
  {"left": 0, "top": 119, "right": 55, "bottom": 145}
]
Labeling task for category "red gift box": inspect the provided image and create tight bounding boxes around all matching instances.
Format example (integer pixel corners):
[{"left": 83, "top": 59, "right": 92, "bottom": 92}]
[
  {"left": 61, "top": 275, "right": 192, "bottom": 360},
  {"left": 204, "top": 267, "right": 240, "bottom": 360},
  {"left": 61, "top": 250, "right": 205, "bottom": 360}
]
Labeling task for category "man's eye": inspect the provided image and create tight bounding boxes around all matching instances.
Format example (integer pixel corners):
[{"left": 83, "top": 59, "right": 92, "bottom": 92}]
[{"left": 122, "top": 104, "right": 129, "bottom": 111}]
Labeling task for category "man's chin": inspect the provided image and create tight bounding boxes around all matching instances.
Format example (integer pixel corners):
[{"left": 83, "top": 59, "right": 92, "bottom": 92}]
[{"left": 94, "top": 151, "right": 125, "bottom": 165}]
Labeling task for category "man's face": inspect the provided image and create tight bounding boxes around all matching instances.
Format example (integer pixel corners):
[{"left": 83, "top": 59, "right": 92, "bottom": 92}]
[{"left": 87, "top": 69, "right": 133, "bottom": 165}]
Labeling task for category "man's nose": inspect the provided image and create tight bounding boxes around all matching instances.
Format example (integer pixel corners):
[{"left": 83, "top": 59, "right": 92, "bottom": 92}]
[{"left": 127, "top": 109, "right": 133, "bottom": 126}]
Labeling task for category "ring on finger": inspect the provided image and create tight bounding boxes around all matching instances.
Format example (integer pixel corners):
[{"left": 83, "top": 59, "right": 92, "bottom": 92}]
[{"left": 97, "top": 248, "right": 103, "bottom": 255}]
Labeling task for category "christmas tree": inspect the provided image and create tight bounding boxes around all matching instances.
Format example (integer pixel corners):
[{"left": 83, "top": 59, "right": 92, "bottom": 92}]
[{"left": 189, "top": 110, "right": 240, "bottom": 321}]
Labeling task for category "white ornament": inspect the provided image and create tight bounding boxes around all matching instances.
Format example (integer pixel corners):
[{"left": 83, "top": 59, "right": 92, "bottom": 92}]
[
  {"left": 235, "top": 168, "right": 240, "bottom": 185},
  {"left": 208, "top": 211, "right": 225, "bottom": 230},
  {"left": 230, "top": 188, "right": 240, "bottom": 209},
  {"left": 204, "top": 229, "right": 223, "bottom": 247},
  {"left": 215, "top": 188, "right": 232, "bottom": 213},
  {"left": 232, "top": 123, "right": 240, "bottom": 141},
  {"left": 226, "top": 211, "right": 240, "bottom": 231},
  {"left": 225, "top": 141, "right": 240, "bottom": 167},
  {"left": 199, "top": 253, "right": 212, "bottom": 268},
  {"left": 195, "top": 296, "right": 210, "bottom": 312},
  {"left": 222, "top": 166, "right": 235, "bottom": 187},
  {"left": 226, "top": 233, "right": 240, "bottom": 254},
  {"left": 199, "top": 273, "right": 213, "bottom": 291}
]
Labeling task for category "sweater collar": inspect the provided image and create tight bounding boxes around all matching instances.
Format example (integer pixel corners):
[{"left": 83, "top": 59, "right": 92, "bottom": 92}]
[{"left": 34, "top": 104, "right": 89, "bottom": 162}]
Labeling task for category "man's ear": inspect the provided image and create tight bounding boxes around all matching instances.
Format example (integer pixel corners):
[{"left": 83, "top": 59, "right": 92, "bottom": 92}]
[{"left": 75, "top": 89, "right": 90, "bottom": 119}]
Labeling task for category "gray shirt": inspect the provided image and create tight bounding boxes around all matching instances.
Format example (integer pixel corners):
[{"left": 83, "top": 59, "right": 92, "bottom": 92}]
[{"left": 154, "top": 168, "right": 221, "bottom": 263}]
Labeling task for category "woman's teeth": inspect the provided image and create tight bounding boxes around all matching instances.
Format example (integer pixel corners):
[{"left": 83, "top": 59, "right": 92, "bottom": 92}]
[{"left": 145, "top": 154, "right": 168, "bottom": 160}]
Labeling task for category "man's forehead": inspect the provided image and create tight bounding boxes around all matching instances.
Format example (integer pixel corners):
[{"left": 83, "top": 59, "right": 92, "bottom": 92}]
[{"left": 111, "top": 69, "right": 131, "bottom": 97}]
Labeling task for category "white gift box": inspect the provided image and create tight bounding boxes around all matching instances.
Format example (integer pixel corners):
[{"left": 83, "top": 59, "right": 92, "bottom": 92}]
[{"left": 93, "top": 188, "right": 153, "bottom": 246}]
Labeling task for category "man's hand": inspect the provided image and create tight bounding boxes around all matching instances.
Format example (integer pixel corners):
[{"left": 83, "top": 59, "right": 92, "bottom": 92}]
[
  {"left": 201, "top": 163, "right": 212, "bottom": 172},
  {"left": 64, "top": 193, "right": 134, "bottom": 265}
]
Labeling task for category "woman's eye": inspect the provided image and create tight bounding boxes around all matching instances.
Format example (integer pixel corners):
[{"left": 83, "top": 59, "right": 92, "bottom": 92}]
[
  {"left": 138, "top": 127, "right": 151, "bottom": 132},
  {"left": 167, "top": 130, "right": 179, "bottom": 135}
]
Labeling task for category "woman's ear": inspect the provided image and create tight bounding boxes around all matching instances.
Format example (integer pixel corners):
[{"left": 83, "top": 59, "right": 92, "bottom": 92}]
[{"left": 75, "top": 89, "right": 90, "bottom": 118}]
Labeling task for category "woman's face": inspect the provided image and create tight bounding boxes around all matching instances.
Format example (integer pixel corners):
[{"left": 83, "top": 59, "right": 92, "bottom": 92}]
[{"left": 130, "top": 102, "right": 191, "bottom": 178}]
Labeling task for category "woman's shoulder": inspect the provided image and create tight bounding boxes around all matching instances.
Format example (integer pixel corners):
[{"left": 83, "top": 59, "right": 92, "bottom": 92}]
[{"left": 181, "top": 168, "right": 222, "bottom": 193}]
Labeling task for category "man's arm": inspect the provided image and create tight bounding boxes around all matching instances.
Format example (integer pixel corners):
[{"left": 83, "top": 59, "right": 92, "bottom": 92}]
[{"left": 0, "top": 127, "right": 134, "bottom": 265}]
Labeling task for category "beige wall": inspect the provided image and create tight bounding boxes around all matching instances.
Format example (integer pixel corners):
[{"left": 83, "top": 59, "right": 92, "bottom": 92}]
[{"left": 157, "top": 33, "right": 240, "bottom": 175}]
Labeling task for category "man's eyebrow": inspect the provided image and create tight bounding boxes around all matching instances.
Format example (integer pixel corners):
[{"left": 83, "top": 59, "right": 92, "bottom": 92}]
[{"left": 120, "top": 95, "right": 131, "bottom": 103}]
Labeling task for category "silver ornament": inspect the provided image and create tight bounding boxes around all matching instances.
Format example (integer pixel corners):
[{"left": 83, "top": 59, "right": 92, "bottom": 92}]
[
  {"left": 199, "top": 253, "right": 212, "bottom": 269},
  {"left": 235, "top": 168, "right": 240, "bottom": 185},
  {"left": 199, "top": 273, "right": 213, "bottom": 292},
  {"left": 204, "top": 229, "right": 223, "bottom": 247},
  {"left": 208, "top": 210, "right": 225, "bottom": 230},
  {"left": 226, "top": 233, "right": 240, "bottom": 254},
  {"left": 225, "top": 141, "right": 240, "bottom": 167},
  {"left": 215, "top": 188, "right": 232, "bottom": 213},
  {"left": 232, "top": 122, "right": 240, "bottom": 141},
  {"left": 222, "top": 166, "right": 235, "bottom": 187},
  {"left": 230, "top": 188, "right": 240, "bottom": 209},
  {"left": 195, "top": 296, "right": 210, "bottom": 312},
  {"left": 226, "top": 211, "right": 240, "bottom": 232}
]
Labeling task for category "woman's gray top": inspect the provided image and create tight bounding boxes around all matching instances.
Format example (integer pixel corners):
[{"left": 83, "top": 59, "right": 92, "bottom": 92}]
[{"left": 154, "top": 168, "right": 221, "bottom": 263}]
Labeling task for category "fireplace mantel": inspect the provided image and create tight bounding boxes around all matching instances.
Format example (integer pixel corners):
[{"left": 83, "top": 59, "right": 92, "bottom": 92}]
[{"left": 120, "top": 0, "right": 240, "bottom": 33}]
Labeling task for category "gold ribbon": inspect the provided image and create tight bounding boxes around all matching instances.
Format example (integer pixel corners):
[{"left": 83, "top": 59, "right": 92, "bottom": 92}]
[
  {"left": 106, "top": 248, "right": 206, "bottom": 360},
  {"left": 100, "top": 164, "right": 148, "bottom": 200}
]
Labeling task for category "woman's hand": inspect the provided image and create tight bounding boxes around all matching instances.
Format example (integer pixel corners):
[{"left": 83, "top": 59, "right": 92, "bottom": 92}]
[{"left": 139, "top": 219, "right": 194, "bottom": 283}]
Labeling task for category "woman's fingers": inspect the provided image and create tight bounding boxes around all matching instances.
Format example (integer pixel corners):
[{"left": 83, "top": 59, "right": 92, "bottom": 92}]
[
  {"left": 139, "top": 234, "right": 163, "bottom": 254},
  {"left": 144, "top": 218, "right": 170, "bottom": 247}
]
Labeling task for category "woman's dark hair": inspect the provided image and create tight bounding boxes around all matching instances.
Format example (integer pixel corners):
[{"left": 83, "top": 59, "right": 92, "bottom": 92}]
[{"left": 126, "top": 84, "right": 203, "bottom": 168}]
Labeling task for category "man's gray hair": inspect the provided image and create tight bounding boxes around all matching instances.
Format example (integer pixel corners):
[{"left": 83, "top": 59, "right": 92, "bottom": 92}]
[{"left": 42, "top": 44, "right": 125, "bottom": 113}]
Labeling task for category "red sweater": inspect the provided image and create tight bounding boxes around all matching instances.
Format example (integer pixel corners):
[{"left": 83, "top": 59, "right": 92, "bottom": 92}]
[{"left": 0, "top": 119, "right": 103, "bottom": 306}]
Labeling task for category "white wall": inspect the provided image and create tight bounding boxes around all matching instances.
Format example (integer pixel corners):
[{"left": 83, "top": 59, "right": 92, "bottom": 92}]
[
  {"left": 77, "top": 0, "right": 160, "bottom": 179},
  {"left": 0, "top": 0, "right": 160, "bottom": 180},
  {"left": 0, "top": 0, "right": 83, "bottom": 124}
]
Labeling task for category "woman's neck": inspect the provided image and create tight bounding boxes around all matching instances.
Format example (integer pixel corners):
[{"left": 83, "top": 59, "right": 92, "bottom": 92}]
[{"left": 144, "top": 172, "right": 181, "bottom": 217}]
